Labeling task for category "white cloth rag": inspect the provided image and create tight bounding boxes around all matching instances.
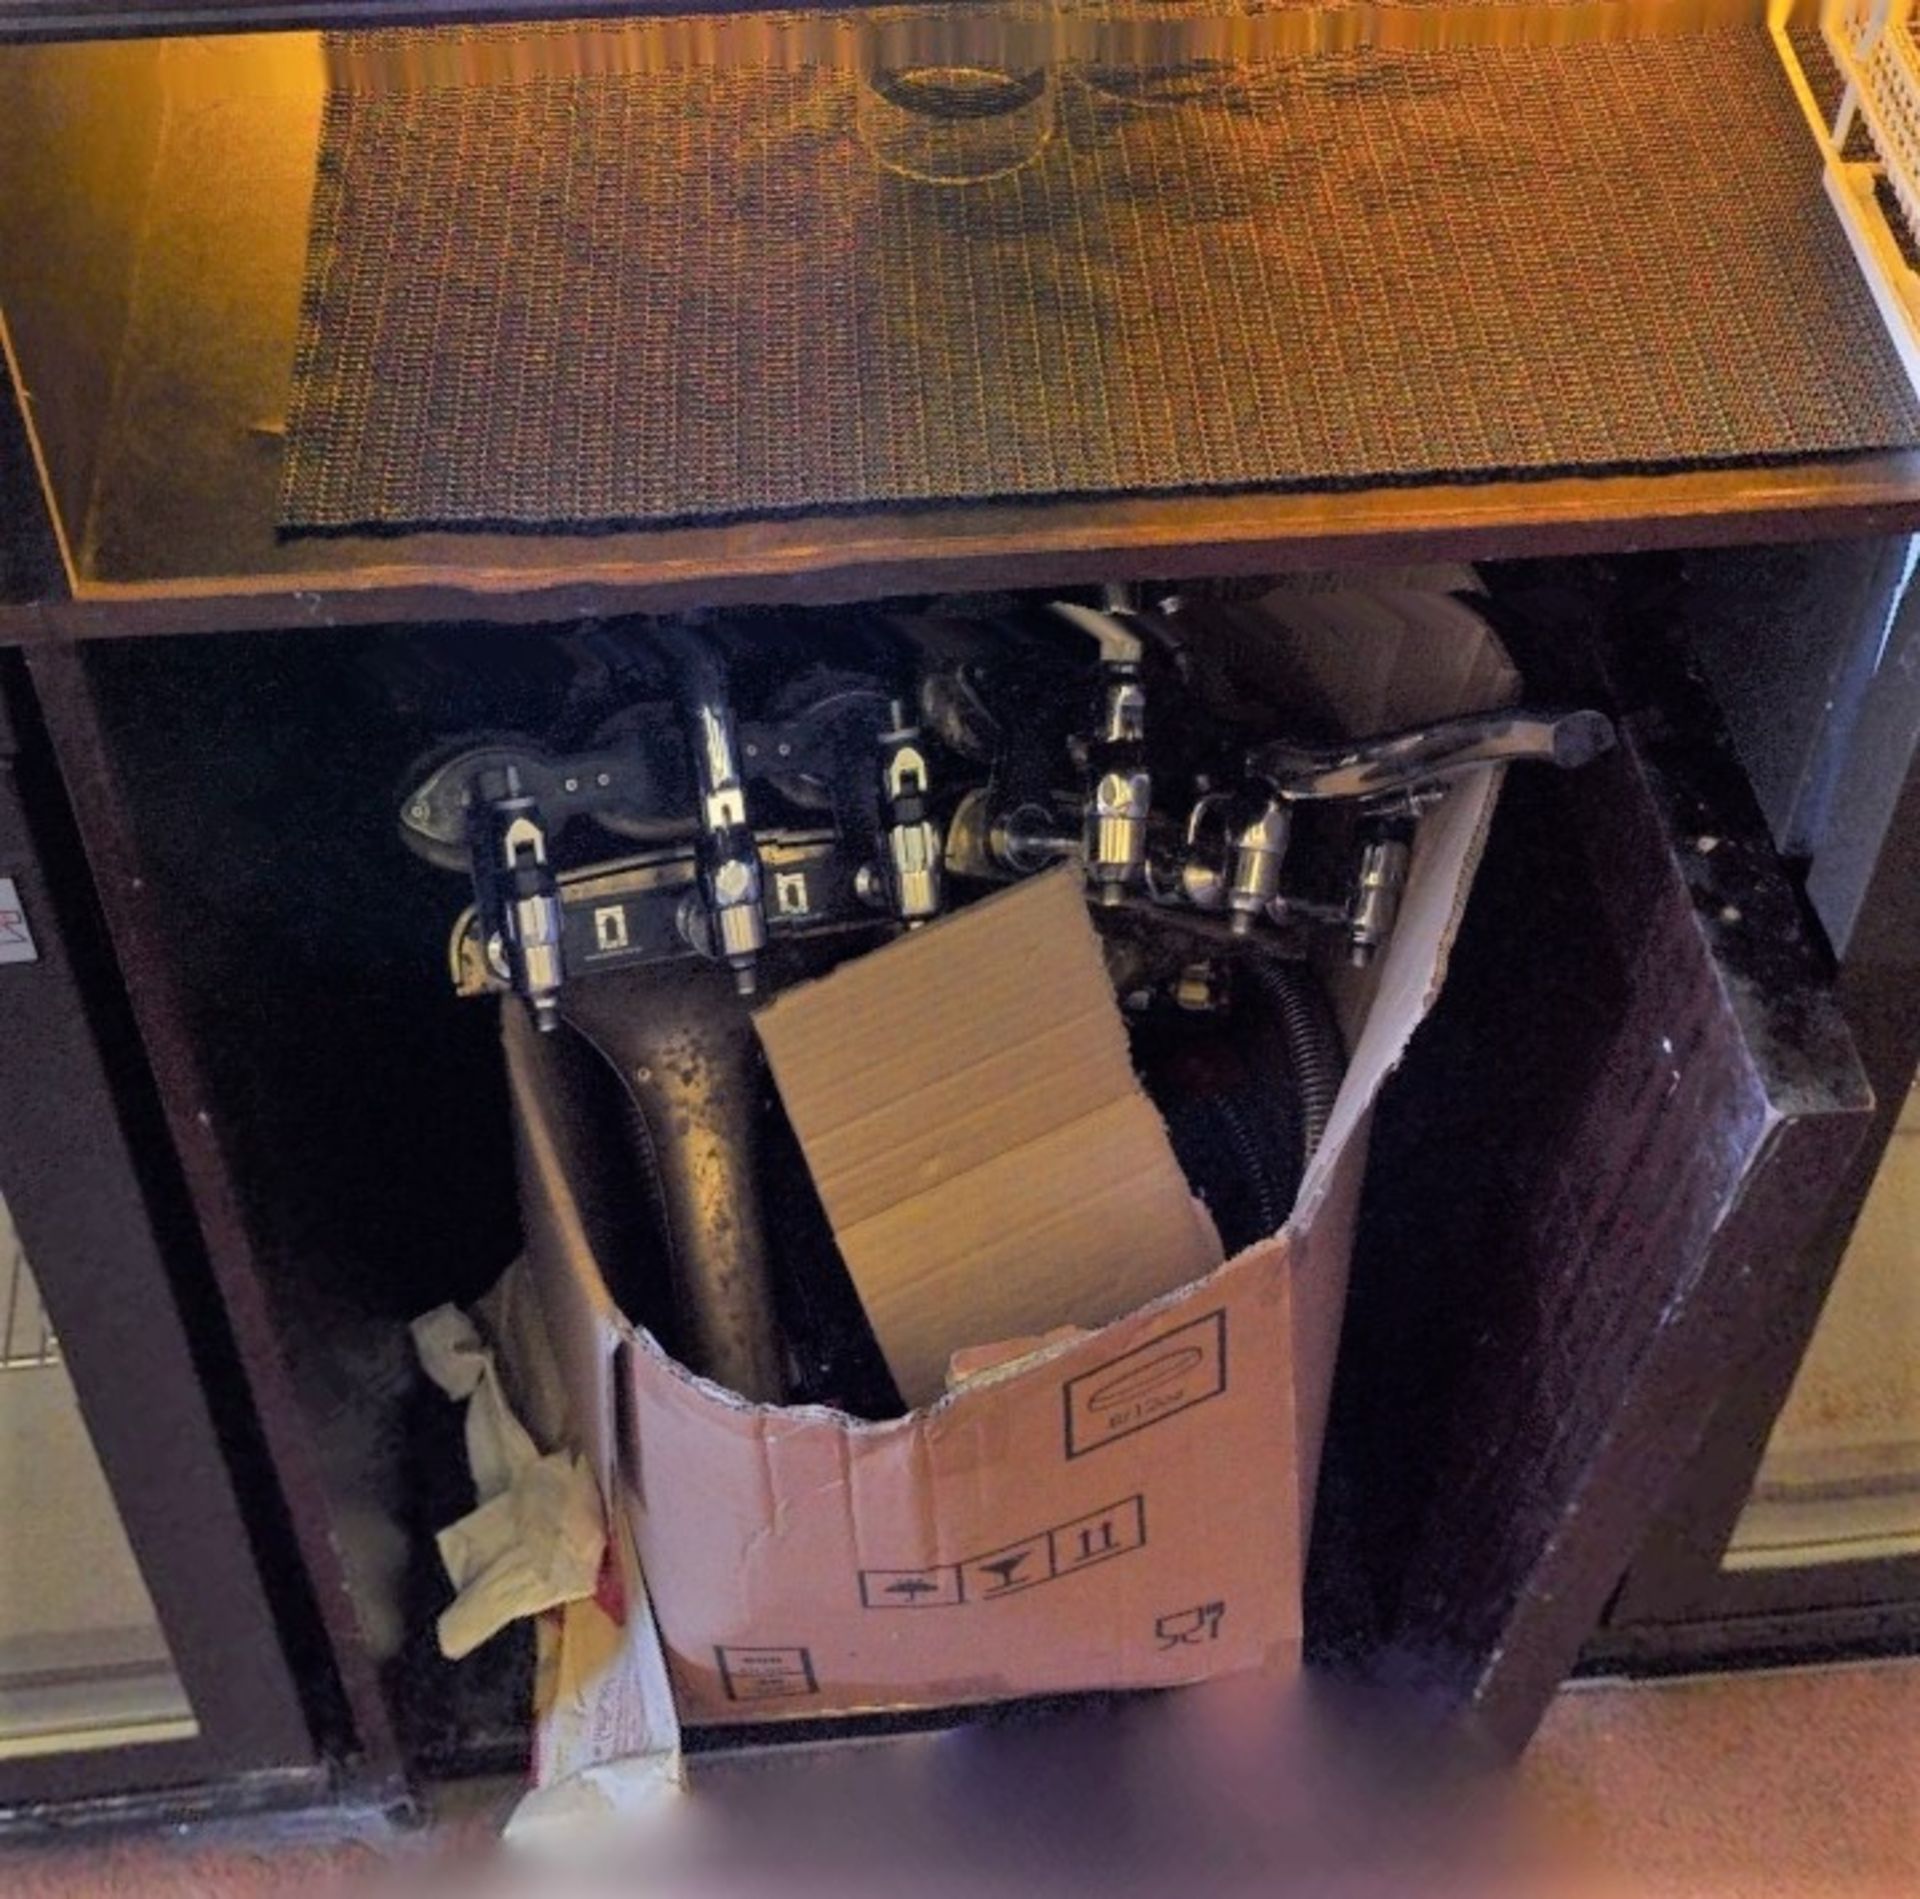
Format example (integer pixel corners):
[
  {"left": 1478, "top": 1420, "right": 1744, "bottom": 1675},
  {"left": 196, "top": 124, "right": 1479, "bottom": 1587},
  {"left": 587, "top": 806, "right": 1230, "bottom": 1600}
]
[{"left": 412, "top": 1302, "right": 607, "bottom": 1661}]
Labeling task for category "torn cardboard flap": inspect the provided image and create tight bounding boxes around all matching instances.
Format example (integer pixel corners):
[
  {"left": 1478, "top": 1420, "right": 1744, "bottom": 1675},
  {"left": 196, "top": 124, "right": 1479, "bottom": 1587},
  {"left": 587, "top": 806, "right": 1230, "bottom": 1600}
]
[
  {"left": 754, "top": 870, "right": 1225, "bottom": 1409},
  {"left": 508, "top": 1516, "right": 685, "bottom": 1845}
]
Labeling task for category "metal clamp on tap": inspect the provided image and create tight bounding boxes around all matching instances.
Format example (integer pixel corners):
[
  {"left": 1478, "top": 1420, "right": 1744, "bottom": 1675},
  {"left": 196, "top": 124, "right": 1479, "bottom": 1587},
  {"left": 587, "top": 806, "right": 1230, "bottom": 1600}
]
[
  {"left": 467, "top": 763, "right": 566, "bottom": 1031},
  {"left": 672, "top": 635, "right": 768, "bottom": 996},
  {"left": 869, "top": 703, "right": 944, "bottom": 926},
  {"left": 1053, "top": 600, "right": 1151, "bottom": 907}
]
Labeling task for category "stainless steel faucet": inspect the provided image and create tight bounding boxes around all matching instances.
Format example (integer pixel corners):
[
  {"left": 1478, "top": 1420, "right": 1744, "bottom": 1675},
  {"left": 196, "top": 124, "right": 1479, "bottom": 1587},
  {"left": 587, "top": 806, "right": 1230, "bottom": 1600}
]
[
  {"left": 466, "top": 763, "right": 566, "bottom": 1032},
  {"left": 671, "top": 634, "right": 768, "bottom": 997},
  {"left": 1053, "top": 600, "right": 1152, "bottom": 907},
  {"left": 875, "top": 703, "right": 944, "bottom": 926},
  {"left": 1245, "top": 707, "right": 1614, "bottom": 965}
]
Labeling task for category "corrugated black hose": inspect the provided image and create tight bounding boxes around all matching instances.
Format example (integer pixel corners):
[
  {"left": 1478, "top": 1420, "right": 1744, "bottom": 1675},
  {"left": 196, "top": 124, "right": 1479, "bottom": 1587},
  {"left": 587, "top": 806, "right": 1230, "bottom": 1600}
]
[
  {"left": 1240, "top": 957, "right": 1346, "bottom": 1170},
  {"left": 1154, "top": 959, "right": 1347, "bottom": 1257}
]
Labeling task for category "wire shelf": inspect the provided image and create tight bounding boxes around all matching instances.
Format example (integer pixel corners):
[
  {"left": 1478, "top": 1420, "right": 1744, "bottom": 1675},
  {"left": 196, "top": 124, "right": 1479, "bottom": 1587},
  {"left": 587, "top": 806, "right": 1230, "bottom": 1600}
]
[{"left": 1776, "top": 0, "right": 1920, "bottom": 395}]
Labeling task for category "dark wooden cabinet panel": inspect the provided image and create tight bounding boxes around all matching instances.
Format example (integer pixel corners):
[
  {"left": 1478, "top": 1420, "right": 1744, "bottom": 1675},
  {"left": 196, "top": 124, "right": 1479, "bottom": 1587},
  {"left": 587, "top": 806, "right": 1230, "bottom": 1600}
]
[
  {"left": 1595, "top": 563, "right": 1920, "bottom": 1660},
  {"left": 1323, "top": 589, "right": 1874, "bottom": 1751},
  {"left": 0, "top": 657, "right": 321, "bottom": 1809},
  {"left": 16, "top": 644, "right": 408, "bottom": 1801},
  {"left": 0, "top": 362, "right": 59, "bottom": 618}
]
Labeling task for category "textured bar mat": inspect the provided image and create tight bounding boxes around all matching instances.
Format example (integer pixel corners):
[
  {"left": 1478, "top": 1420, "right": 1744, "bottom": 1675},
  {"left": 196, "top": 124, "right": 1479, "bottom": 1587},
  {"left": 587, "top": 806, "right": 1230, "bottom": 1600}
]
[{"left": 282, "top": 26, "right": 1920, "bottom": 534}]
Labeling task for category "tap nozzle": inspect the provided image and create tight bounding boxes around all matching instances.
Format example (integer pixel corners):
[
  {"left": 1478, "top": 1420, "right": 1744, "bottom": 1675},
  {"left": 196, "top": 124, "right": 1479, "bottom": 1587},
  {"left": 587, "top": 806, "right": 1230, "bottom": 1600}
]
[
  {"left": 1086, "top": 663, "right": 1150, "bottom": 906},
  {"left": 467, "top": 764, "right": 565, "bottom": 1030},
  {"left": 1226, "top": 796, "right": 1292, "bottom": 936},
  {"left": 1052, "top": 599, "right": 1154, "bottom": 905},
  {"left": 877, "top": 703, "right": 943, "bottom": 926},
  {"left": 672, "top": 635, "right": 767, "bottom": 996},
  {"left": 1088, "top": 761, "right": 1151, "bottom": 907},
  {"left": 1348, "top": 811, "right": 1415, "bottom": 967}
]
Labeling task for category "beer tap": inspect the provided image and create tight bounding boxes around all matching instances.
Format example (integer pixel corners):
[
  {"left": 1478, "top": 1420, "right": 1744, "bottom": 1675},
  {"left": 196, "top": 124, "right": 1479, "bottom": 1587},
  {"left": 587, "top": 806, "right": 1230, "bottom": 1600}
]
[
  {"left": 670, "top": 633, "right": 768, "bottom": 997},
  {"left": 1223, "top": 794, "right": 1292, "bottom": 937},
  {"left": 466, "top": 763, "right": 566, "bottom": 1031},
  {"left": 1052, "top": 600, "right": 1151, "bottom": 908},
  {"left": 869, "top": 702, "right": 944, "bottom": 926},
  {"left": 1168, "top": 787, "right": 1292, "bottom": 936},
  {"left": 1346, "top": 806, "right": 1418, "bottom": 968},
  {"left": 1243, "top": 708, "right": 1615, "bottom": 806},
  {"left": 1243, "top": 707, "right": 1615, "bottom": 964}
]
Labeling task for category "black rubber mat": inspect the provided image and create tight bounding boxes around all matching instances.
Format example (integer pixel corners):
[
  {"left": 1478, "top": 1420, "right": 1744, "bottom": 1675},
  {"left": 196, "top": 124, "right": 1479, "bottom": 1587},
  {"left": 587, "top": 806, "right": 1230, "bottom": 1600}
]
[{"left": 282, "top": 25, "right": 1920, "bottom": 533}]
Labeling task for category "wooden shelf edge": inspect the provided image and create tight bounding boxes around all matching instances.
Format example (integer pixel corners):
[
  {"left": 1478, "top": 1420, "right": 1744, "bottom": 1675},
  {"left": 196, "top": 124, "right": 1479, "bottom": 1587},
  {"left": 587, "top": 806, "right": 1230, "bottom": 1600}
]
[{"left": 9, "top": 453, "right": 1920, "bottom": 641}]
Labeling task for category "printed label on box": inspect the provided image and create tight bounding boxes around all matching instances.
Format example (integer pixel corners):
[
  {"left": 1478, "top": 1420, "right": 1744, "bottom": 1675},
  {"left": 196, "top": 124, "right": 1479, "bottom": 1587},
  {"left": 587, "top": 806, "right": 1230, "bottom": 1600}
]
[
  {"left": 1062, "top": 1311, "right": 1227, "bottom": 1458},
  {"left": 715, "top": 1645, "right": 818, "bottom": 1703},
  {"left": 1154, "top": 1601, "right": 1226, "bottom": 1650}
]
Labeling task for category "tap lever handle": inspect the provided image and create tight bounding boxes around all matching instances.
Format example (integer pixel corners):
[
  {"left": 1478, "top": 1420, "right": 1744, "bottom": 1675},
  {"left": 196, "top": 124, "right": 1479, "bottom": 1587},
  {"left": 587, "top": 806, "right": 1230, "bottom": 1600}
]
[
  {"left": 1247, "top": 707, "right": 1615, "bottom": 805},
  {"left": 661, "top": 628, "right": 768, "bottom": 996}
]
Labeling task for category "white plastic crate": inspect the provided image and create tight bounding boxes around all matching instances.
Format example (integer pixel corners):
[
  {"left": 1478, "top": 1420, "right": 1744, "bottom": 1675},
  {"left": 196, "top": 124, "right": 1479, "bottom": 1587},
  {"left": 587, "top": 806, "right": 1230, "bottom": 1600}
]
[{"left": 1777, "top": 0, "right": 1920, "bottom": 392}]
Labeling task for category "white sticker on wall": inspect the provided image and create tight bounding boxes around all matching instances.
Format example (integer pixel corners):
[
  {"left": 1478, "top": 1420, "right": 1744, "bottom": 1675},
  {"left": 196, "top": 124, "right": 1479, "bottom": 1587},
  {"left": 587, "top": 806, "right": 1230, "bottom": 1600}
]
[{"left": 0, "top": 878, "right": 39, "bottom": 964}]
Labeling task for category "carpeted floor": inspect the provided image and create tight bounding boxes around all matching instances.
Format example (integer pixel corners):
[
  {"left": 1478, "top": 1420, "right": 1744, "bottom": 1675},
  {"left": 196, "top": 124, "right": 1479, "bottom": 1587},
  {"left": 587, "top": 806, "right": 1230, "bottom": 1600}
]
[{"left": 4, "top": 1659, "right": 1918, "bottom": 1895}]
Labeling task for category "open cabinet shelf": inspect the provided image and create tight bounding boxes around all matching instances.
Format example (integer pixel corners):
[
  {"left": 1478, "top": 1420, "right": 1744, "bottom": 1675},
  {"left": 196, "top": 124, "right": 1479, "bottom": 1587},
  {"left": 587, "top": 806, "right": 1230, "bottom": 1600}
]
[{"left": 8, "top": 19, "right": 1920, "bottom": 642}]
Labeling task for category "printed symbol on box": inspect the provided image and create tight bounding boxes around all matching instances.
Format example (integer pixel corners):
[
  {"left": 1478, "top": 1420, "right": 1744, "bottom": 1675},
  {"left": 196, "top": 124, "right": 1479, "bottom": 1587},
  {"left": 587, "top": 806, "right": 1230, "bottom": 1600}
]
[
  {"left": 0, "top": 879, "right": 37, "bottom": 965},
  {"left": 715, "top": 1644, "right": 818, "bottom": 1703},
  {"left": 860, "top": 1494, "right": 1147, "bottom": 1610},
  {"left": 961, "top": 1533, "right": 1051, "bottom": 1602},
  {"left": 1155, "top": 1601, "right": 1226, "bottom": 1650},
  {"left": 1049, "top": 1496, "right": 1147, "bottom": 1580},
  {"left": 1063, "top": 1310, "right": 1228, "bottom": 1458},
  {"left": 773, "top": 870, "right": 812, "bottom": 917},
  {"left": 593, "top": 904, "right": 630, "bottom": 952},
  {"left": 859, "top": 1565, "right": 963, "bottom": 1610}
]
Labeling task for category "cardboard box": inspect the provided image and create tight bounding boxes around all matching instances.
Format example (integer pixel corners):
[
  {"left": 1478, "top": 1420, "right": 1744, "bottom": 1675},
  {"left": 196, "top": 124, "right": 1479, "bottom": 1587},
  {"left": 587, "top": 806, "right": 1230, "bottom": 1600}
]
[{"left": 506, "top": 585, "right": 1517, "bottom": 1731}]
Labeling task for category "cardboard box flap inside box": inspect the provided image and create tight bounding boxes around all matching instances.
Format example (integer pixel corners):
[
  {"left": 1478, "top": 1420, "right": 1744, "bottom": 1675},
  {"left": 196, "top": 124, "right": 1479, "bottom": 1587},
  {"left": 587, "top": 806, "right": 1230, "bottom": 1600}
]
[
  {"left": 754, "top": 869, "right": 1224, "bottom": 1411},
  {"left": 503, "top": 582, "right": 1517, "bottom": 1732}
]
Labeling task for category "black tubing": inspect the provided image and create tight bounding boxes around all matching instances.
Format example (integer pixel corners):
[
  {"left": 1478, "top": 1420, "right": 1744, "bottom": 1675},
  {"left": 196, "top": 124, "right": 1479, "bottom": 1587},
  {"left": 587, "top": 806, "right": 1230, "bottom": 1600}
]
[{"left": 1241, "top": 958, "right": 1346, "bottom": 1172}]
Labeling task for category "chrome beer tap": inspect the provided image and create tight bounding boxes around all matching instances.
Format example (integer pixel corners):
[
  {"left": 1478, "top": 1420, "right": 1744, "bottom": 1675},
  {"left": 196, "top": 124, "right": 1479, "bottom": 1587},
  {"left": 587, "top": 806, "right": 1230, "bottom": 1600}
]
[
  {"left": 466, "top": 763, "right": 566, "bottom": 1031},
  {"left": 871, "top": 702, "right": 944, "bottom": 926},
  {"left": 1243, "top": 706, "right": 1615, "bottom": 963},
  {"left": 1243, "top": 708, "right": 1616, "bottom": 807},
  {"left": 1346, "top": 807, "right": 1418, "bottom": 968},
  {"left": 1052, "top": 599, "right": 1152, "bottom": 908},
  {"left": 670, "top": 634, "right": 769, "bottom": 996}
]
